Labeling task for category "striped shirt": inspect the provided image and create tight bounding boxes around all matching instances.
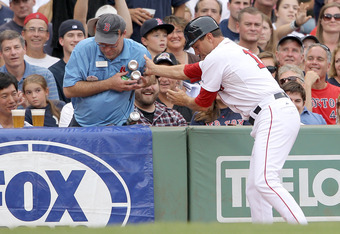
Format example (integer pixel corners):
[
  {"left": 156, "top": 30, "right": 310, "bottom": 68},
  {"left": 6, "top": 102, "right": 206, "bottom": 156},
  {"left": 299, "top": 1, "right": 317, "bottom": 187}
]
[{"left": 0, "top": 61, "right": 59, "bottom": 100}]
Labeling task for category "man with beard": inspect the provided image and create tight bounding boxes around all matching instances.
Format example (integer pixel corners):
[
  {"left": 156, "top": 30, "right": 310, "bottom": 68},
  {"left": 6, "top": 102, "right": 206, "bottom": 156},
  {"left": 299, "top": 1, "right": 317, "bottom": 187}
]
[{"left": 134, "top": 75, "right": 187, "bottom": 126}]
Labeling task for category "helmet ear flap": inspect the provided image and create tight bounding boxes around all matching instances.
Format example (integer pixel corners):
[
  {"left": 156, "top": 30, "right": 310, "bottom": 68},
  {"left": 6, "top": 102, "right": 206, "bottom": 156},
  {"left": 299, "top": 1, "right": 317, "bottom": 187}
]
[{"left": 184, "top": 16, "right": 219, "bottom": 50}]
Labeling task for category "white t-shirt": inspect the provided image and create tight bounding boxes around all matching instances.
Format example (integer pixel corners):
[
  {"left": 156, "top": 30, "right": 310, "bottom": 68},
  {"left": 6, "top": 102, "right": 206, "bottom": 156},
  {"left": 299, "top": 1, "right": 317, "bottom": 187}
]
[
  {"left": 24, "top": 54, "right": 59, "bottom": 68},
  {"left": 199, "top": 38, "right": 282, "bottom": 119},
  {"left": 59, "top": 102, "right": 74, "bottom": 127}
]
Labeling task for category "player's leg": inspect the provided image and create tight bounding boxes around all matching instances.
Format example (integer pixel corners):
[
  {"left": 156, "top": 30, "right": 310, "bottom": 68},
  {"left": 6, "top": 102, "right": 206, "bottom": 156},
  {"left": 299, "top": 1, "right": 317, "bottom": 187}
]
[
  {"left": 246, "top": 149, "right": 273, "bottom": 223},
  {"left": 248, "top": 98, "right": 307, "bottom": 224}
]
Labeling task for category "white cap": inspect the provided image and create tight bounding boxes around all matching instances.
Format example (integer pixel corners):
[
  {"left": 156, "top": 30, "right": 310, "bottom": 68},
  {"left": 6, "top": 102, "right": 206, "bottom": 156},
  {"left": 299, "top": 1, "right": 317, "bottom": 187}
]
[{"left": 87, "top": 5, "right": 117, "bottom": 36}]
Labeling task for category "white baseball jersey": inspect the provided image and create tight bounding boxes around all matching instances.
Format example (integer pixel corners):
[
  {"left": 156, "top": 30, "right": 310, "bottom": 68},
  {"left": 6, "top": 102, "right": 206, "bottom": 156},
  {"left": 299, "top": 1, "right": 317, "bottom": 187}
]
[{"left": 199, "top": 38, "right": 282, "bottom": 119}]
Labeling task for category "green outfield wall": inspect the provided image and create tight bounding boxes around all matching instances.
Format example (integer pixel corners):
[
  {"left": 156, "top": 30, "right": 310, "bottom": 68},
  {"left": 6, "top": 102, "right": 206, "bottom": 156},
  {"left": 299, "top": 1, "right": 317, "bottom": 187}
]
[
  {"left": 151, "top": 127, "right": 188, "bottom": 222},
  {"left": 152, "top": 126, "right": 340, "bottom": 223}
]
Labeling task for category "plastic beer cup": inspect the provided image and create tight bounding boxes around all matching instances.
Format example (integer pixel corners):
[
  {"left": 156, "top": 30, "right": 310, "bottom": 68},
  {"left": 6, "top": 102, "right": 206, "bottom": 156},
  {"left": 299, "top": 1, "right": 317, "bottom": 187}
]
[
  {"left": 11, "top": 109, "right": 25, "bottom": 128},
  {"left": 31, "top": 109, "right": 45, "bottom": 127}
]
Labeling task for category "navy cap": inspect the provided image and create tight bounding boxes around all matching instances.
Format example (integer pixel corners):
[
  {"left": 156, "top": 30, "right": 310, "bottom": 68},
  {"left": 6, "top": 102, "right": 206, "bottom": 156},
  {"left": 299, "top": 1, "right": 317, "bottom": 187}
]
[
  {"left": 153, "top": 52, "right": 178, "bottom": 65},
  {"left": 59, "top": 19, "right": 85, "bottom": 38},
  {"left": 140, "top": 18, "right": 174, "bottom": 38},
  {"left": 277, "top": 35, "right": 303, "bottom": 49},
  {"left": 302, "top": 35, "right": 319, "bottom": 44}
]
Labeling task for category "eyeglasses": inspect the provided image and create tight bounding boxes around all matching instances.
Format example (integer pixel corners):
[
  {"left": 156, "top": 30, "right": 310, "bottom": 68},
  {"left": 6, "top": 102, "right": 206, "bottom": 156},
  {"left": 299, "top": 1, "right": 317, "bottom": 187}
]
[
  {"left": 170, "top": 30, "right": 184, "bottom": 35},
  {"left": 279, "top": 76, "right": 304, "bottom": 85},
  {"left": 322, "top": 13, "right": 340, "bottom": 21},
  {"left": 23, "top": 27, "right": 48, "bottom": 34},
  {"left": 266, "top": 66, "right": 277, "bottom": 74}
]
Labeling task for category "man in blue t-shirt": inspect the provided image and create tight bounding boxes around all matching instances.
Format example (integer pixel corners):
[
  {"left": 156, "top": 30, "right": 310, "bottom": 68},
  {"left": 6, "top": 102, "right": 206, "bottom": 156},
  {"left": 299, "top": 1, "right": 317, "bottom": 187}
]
[
  {"left": 220, "top": 0, "right": 250, "bottom": 42},
  {"left": 0, "top": 30, "right": 59, "bottom": 102},
  {"left": 63, "top": 14, "right": 152, "bottom": 127},
  {"left": 0, "top": 4, "right": 14, "bottom": 26},
  {"left": 0, "top": 0, "right": 35, "bottom": 33}
]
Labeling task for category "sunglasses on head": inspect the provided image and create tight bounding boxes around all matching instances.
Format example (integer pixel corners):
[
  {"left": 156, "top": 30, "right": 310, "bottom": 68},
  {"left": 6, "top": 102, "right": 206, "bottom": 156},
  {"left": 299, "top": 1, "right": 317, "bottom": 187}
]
[
  {"left": 266, "top": 66, "right": 277, "bottom": 74},
  {"left": 279, "top": 76, "right": 303, "bottom": 85},
  {"left": 322, "top": 13, "right": 340, "bottom": 21}
]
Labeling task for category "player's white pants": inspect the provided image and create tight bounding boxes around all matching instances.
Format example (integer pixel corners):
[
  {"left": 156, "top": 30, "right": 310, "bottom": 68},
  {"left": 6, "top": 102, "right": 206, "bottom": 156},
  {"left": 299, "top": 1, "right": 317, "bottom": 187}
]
[{"left": 247, "top": 97, "right": 307, "bottom": 224}]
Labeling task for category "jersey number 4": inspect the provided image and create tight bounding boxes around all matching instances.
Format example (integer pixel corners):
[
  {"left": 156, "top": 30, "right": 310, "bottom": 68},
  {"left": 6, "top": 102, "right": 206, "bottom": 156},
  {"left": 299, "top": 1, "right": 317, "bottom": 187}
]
[{"left": 243, "top": 49, "right": 266, "bottom": 69}]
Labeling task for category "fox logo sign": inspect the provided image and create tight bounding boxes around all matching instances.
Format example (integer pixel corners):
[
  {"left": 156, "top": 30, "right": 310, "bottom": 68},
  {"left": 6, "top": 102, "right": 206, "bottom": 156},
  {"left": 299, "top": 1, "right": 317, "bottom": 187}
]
[{"left": 0, "top": 139, "right": 154, "bottom": 228}]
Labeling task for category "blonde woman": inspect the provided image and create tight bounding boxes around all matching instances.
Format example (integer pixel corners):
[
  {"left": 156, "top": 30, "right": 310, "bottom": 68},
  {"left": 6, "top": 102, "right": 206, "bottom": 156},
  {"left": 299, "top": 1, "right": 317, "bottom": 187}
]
[{"left": 315, "top": 2, "right": 340, "bottom": 52}]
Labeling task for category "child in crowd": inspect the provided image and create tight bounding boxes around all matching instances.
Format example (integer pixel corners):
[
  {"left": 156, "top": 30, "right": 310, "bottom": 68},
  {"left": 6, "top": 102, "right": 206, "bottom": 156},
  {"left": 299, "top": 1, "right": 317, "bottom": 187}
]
[
  {"left": 22, "top": 74, "right": 65, "bottom": 127},
  {"left": 191, "top": 96, "right": 251, "bottom": 126},
  {"left": 140, "top": 18, "right": 174, "bottom": 58},
  {"left": 282, "top": 81, "right": 327, "bottom": 125}
]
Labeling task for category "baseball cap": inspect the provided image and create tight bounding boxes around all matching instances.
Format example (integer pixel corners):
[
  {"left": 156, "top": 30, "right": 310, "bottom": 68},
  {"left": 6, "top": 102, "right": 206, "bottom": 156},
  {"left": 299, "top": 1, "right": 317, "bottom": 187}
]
[
  {"left": 301, "top": 35, "right": 319, "bottom": 44},
  {"left": 153, "top": 52, "right": 178, "bottom": 65},
  {"left": 140, "top": 18, "right": 174, "bottom": 38},
  {"left": 24, "top": 12, "right": 48, "bottom": 26},
  {"left": 59, "top": 19, "right": 85, "bottom": 38},
  {"left": 87, "top": 5, "right": 117, "bottom": 37},
  {"left": 277, "top": 35, "right": 303, "bottom": 49},
  {"left": 95, "top": 14, "right": 126, "bottom": 45}
]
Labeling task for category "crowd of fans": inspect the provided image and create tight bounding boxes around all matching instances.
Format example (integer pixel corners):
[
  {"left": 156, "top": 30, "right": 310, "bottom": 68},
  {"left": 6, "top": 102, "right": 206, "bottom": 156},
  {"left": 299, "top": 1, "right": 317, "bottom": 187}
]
[{"left": 0, "top": 0, "right": 339, "bottom": 128}]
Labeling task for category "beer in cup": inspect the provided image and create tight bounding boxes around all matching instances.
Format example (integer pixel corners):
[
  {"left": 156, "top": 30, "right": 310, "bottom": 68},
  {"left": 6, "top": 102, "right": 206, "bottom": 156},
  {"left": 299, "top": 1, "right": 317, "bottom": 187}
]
[
  {"left": 31, "top": 109, "right": 45, "bottom": 127},
  {"left": 11, "top": 109, "right": 25, "bottom": 128}
]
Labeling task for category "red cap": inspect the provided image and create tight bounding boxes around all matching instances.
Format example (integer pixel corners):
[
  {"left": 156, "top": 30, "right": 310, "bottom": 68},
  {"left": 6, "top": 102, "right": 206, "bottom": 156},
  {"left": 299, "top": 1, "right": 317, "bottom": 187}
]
[{"left": 24, "top": 13, "right": 48, "bottom": 26}]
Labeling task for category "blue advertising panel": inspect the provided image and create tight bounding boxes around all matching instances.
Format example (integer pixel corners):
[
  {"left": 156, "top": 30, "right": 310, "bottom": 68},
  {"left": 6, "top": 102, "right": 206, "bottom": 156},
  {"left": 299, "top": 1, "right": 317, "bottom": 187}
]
[{"left": 0, "top": 125, "right": 154, "bottom": 227}]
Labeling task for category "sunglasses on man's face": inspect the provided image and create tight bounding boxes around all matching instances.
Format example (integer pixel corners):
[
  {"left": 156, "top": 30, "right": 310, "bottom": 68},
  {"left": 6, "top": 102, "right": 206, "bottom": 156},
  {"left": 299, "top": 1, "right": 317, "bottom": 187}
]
[
  {"left": 266, "top": 66, "right": 277, "bottom": 74},
  {"left": 279, "top": 76, "right": 303, "bottom": 85},
  {"left": 322, "top": 13, "right": 340, "bottom": 21}
]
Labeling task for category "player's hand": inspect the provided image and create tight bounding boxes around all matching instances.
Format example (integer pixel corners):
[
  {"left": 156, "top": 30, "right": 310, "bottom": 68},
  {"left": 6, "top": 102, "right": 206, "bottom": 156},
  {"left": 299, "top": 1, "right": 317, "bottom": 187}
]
[
  {"left": 295, "top": 2, "right": 312, "bottom": 27},
  {"left": 166, "top": 87, "right": 190, "bottom": 106},
  {"left": 143, "top": 54, "right": 157, "bottom": 76},
  {"left": 129, "top": 8, "right": 153, "bottom": 26},
  {"left": 304, "top": 70, "right": 320, "bottom": 87},
  {"left": 131, "top": 75, "right": 153, "bottom": 89},
  {"left": 107, "top": 71, "right": 139, "bottom": 92}
]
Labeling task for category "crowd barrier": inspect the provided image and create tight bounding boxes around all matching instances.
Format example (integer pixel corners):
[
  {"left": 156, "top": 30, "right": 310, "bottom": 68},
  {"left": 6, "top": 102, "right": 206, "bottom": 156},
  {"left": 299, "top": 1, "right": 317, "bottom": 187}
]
[
  {"left": 184, "top": 125, "right": 340, "bottom": 223},
  {"left": 0, "top": 125, "right": 339, "bottom": 227}
]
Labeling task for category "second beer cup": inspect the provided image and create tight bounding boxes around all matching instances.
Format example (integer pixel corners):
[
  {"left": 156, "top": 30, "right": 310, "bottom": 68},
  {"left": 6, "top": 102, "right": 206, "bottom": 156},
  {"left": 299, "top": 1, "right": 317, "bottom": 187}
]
[{"left": 31, "top": 109, "right": 45, "bottom": 127}]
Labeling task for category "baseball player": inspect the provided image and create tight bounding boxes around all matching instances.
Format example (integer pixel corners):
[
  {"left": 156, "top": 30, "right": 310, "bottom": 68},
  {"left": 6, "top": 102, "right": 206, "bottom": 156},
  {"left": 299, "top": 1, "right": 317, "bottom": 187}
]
[{"left": 143, "top": 16, "right": 307, "bottom": 224}]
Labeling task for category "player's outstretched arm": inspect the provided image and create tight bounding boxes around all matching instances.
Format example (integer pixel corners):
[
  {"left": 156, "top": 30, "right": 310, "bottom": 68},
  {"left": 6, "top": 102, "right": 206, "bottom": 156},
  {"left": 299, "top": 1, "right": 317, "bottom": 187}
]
[{"left": 143, "top": 55, "right": 188, "bottom": 80}]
